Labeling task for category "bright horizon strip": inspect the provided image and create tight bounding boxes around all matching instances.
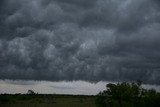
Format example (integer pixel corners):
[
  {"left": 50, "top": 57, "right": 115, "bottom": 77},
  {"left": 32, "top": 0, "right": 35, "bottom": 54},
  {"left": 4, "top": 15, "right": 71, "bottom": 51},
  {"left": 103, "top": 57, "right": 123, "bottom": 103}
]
[{"left": 0, "top": 80, "right": 160, "bottom": 95}]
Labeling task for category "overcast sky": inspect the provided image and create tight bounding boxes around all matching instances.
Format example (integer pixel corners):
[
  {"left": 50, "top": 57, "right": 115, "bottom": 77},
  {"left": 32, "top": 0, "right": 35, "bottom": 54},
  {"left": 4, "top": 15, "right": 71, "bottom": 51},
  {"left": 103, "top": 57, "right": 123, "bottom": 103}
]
[
  {"left": 0, "top": 80, "right": 107, "bottom": 95},
  {"left": 0, "top": 80, "right": 159, "bottom": 95},
  {"left": 0, "top": 0, "right": 160, "bottom": 85}
]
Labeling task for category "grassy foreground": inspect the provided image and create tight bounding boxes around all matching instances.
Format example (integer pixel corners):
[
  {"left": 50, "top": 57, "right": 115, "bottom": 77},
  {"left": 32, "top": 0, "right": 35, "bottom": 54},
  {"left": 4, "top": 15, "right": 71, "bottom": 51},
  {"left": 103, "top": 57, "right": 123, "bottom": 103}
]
[{"left": 0, "top": 94, "right": 96, "bottom": 107}]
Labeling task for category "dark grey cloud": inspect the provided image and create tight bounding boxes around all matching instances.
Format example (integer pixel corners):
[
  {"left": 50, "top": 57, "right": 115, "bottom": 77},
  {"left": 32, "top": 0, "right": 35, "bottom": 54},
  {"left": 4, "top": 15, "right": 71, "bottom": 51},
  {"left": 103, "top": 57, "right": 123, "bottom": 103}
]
[{"left": 0, "top": 0, "right": 160, "bottom": 84}]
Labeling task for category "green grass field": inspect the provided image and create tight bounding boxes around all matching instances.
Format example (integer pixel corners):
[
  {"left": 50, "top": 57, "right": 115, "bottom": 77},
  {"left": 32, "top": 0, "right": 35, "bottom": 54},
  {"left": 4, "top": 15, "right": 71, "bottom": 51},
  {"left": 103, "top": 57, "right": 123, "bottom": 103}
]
[{"left": 0, "top": 94, "right": 96, "bottom": 107}]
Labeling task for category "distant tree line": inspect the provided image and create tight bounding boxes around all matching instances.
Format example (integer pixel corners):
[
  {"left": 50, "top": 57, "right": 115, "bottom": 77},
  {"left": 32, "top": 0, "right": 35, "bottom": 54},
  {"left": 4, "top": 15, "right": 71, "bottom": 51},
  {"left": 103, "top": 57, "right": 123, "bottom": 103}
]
[
  {"left": 96, "top": 81, "right": 160, "bottom": 107},
  {"left": 27, "top": 90, "right": 36, "bottom": 94}
]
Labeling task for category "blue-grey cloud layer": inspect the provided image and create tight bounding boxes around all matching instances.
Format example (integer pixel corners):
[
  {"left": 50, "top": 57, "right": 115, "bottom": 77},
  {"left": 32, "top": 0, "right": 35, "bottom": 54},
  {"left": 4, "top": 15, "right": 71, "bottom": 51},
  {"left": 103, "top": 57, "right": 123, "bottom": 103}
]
[{"left": 0, "top": 0, "right": 160, "bottom": 84}]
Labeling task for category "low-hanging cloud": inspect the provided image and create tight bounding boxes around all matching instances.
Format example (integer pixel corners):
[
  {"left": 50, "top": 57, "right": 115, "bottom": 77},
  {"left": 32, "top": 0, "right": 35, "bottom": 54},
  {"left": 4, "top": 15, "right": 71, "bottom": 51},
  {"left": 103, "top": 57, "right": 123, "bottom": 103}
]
[{"left": 0, "top": 0, "right": 160, "bottom": 84}]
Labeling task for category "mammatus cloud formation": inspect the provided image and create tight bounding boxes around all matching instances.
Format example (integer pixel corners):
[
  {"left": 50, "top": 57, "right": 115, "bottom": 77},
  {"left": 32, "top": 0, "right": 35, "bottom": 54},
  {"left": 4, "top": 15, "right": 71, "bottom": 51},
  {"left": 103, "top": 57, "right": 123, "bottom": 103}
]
[{"left": 0, "top": 0, "right": 160, "bottom": 84}]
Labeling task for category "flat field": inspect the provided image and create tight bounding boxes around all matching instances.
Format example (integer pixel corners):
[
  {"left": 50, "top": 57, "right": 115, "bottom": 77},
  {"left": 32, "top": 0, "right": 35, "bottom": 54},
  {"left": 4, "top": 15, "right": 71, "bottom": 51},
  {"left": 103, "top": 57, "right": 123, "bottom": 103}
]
[{"left": 0, "top": 94, "right": 96, "bottom": 107}]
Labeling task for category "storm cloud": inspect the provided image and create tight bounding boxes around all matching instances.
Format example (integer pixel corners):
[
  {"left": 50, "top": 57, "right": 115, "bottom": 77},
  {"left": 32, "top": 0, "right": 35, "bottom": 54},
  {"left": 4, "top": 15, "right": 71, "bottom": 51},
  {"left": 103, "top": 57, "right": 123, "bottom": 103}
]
[{"left": 0, "top": 0, "right": 160, "bottom": 84}]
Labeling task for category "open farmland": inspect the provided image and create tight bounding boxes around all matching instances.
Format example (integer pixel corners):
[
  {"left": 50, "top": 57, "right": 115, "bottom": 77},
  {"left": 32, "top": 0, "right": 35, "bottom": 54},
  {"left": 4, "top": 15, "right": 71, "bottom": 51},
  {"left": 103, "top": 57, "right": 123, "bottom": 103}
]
[{"left": 0, "top": 94, "right": 96, "bottom": 107}]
